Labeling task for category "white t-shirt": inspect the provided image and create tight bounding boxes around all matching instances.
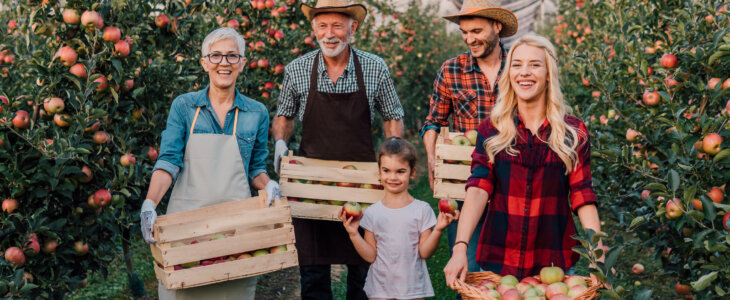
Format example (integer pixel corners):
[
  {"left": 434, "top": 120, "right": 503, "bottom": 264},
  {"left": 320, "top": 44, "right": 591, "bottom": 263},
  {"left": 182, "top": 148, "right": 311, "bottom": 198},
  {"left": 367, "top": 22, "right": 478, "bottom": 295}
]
[{"left": 359, "top": 199, "right": 437, "bottom": 299}]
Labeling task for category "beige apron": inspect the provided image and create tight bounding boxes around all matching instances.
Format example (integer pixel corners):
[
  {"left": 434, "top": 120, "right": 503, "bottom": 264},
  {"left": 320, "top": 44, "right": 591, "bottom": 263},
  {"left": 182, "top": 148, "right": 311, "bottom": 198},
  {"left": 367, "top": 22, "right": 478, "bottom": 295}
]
[{"left": 159, "top": 107, "right": 256, "bottom": 300}]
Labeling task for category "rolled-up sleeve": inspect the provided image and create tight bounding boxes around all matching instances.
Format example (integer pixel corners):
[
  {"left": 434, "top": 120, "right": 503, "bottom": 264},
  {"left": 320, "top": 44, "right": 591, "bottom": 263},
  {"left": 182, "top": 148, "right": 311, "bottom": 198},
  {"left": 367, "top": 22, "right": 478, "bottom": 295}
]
[
  {"left": 276, "top": 65, "right": 299, "bottom": 118},
  {"left": 569, "top": 122, "right": 598, "bottom": 211},
  {"left": 465, "top": 121, "right": 495, "bottom": 195},
  {"left": 420, "top": 64, "right": 452, "bottom": 136},
  {"left": 374, "top": 59, "right": 404, "bottom": 121},
  {"left": 248, "top": 109, "right": 269, "bottom": 181},
  {"left": 153, "top": 97, "right": 188, "bottom": 180}
]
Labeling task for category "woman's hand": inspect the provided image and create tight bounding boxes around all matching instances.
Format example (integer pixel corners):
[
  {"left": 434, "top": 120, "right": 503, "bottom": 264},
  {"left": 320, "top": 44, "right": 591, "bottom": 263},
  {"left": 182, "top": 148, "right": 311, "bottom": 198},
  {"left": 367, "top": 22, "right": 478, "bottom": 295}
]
[
  {"left": 443, "top": 249, "right": 469, "bottom": 289},
  {"left": 338, "top": 209, "right": 360, "bottom": 236},
  {"left": 434, "top": 210, "right": 459, "bottom": 232}
]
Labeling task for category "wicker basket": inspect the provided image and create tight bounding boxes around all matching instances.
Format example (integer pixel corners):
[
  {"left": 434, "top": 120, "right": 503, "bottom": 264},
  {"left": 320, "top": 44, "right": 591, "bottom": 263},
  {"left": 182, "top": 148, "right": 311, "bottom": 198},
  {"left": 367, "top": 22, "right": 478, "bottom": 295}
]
[{"left": 454, "top": 271, "right": 603, "bottom": 300}]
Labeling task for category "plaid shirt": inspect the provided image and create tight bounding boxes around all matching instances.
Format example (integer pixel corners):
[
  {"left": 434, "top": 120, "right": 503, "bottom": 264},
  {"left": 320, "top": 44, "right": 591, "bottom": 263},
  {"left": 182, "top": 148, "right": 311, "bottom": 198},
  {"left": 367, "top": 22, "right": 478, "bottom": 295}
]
[
  {"left": 420, "top": 44, "right": 506, "bottom": 136},
  {"left": 466, "top": 114, "right": 598, "bottom": 278},
  {"left": 276, "top": 47, "right": 404, "bottom": 121}
]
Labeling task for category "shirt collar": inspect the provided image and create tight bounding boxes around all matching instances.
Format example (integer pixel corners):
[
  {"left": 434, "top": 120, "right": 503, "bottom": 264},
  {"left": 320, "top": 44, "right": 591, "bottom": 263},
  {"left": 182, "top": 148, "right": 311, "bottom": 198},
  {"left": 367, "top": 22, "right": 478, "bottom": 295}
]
[
  {"left": 514, "top": 110, "right": 551, "bottom": 133},
  {"left": 317, "top": 47, "right": 355, "bottom": 76},
  {"left": 194, "top": 85, "right": 248, "bottom": 111},
  {"left": 464, "top": 42, "right": 507, "bottom": 74}
]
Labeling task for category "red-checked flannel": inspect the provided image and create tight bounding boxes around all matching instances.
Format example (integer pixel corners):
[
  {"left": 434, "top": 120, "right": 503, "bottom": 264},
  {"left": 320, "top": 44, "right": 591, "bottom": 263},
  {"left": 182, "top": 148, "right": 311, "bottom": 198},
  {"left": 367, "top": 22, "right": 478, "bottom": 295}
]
[
  {"left": 420, "top": 45, "right": 506, "bottom": 136},
  {"left": 466, "top": 114, "right": 598, "bottom": 279}
]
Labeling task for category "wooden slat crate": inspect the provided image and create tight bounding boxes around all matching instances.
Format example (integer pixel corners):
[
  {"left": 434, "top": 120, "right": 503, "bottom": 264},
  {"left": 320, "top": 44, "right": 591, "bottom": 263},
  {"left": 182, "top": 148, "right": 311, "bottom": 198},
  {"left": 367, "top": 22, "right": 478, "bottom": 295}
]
[
  {"left": 150, "top": 192, "right": 298, "bottom": 290},
  {"left": 434, "top": 127, "right": 476, "bottom": 200},
  {"left": 279, "top": 151, "right": 386, "bottom": 221}
]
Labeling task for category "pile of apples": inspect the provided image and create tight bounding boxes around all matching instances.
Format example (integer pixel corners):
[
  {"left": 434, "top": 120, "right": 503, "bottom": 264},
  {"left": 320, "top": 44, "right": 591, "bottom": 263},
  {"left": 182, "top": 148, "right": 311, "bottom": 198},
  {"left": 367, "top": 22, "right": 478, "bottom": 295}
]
[
  {"left": 287, "top": 160, "right": 384, "bottom": 190},
  {"left": 167, "top": 233, "right": 288, "bottom": 270},
  {"left": 472, "top": 266, "right": 590, "bottom": 300},
  {"left": 288, "top": 197, "right": 372, "bottom": 209},
  {"left": 444, "top": 129, "right": 478, "bottom": 165}
]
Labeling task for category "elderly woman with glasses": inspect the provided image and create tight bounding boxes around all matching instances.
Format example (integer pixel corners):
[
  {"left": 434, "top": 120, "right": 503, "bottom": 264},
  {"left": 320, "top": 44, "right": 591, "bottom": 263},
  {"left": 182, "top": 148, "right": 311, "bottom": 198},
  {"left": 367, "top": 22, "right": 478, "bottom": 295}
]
[{"left": 138, "top": 27, "right": 279, "bottom": 299}]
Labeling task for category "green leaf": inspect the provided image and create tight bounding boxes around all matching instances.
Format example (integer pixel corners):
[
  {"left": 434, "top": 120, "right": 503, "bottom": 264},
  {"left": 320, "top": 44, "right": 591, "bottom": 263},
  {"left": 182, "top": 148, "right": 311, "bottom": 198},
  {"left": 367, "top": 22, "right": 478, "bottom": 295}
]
[
  {"left": 604, "top": 245, "right": 624, "bottom": 270},
  {"left": 683, "top": 185, "right": 697, "bottom": 204},
  {"left": 700, "top": 195, "right": 716, "bottom": 223},
  {"left": 601, "top": 289, "right": 621, "bottom": 300},
  {"left": 646, "top": 183, "right": 667, "bottom": 192},
  {"left": 668, "top": 170, "right": 679, "bottom": 193},
  {"left": 590, "top": 231, "right": 607, "bottom": 245},
  {"left": 629, "top": 216, "right": 646, "bottom": 230},
  {"left": 714, "top": 202, "right": 730, "bottom": 211},
  {"left": 634, "top": 288, "right": 653, "bottom": 300},
  {"left": 691, "top": 271, "right": 717, "bottom": 291},
  {"left": 712, "top": 149, "right": 730, "bottom": 163},
  {"left": 715, "top": 285, "right": 726, "bottom": 296}
]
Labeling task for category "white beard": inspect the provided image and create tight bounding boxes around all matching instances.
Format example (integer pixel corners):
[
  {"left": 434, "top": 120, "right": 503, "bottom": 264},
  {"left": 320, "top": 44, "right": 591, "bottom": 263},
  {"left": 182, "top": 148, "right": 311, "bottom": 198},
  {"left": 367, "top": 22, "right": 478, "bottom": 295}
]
[{"left": 318, "top": 30, "right": 352, "bottom": 57}]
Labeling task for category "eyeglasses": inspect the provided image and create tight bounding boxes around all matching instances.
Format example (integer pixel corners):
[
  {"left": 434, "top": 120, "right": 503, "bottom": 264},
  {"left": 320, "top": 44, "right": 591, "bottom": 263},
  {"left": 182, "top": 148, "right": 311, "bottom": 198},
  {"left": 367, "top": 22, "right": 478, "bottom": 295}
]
[{"left": 205, "top": 53, "right": 243, "bottom": 64}]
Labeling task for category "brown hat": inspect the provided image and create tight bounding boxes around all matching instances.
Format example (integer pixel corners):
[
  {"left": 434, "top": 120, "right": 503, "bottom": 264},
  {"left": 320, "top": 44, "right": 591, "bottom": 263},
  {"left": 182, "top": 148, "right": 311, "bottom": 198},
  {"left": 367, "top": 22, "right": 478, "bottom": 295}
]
[
  {"left": 443, "top": 0, "right": 518, "bottom": 37},
  {"left": 300, "top": 0, "right": 368, "bottom": 26}
]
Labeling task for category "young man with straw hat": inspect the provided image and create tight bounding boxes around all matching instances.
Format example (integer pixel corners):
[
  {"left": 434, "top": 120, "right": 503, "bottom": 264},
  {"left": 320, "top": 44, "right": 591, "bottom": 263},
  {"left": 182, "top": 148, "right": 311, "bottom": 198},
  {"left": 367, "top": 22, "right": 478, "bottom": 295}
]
[
  {"left": 272, "top": 0, "right": 404, "bottom": 299},
  {"left": 420, "top": 0, "right": 518, "bottom": 276}
]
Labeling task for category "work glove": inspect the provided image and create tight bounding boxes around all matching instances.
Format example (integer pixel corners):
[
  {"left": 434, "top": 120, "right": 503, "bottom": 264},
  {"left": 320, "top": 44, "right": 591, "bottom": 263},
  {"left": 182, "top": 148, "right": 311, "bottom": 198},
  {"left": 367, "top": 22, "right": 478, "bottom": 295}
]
[
  {"left": 265, "top": 181, "right": 281, "bottom": 207},
  {"left": 274, "top": 139, "right": 288, "bottom": 174},
  {"left": 140, "top": 199, "right": 157, "bottom": 244}
]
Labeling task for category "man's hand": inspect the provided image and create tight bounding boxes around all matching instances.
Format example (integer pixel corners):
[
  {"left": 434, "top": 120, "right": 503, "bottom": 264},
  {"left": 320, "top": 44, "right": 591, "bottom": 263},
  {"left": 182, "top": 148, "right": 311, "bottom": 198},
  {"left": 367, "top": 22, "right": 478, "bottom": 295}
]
[
  {"left": 140, "top": 199, "right": 157, "bottom": 244},
  {"left": 274, "top": 139, "right": 288, "bottom": 174},
  {"left": 443, "top": 250, "right": 469, "bottom": 289},
  {"left": 265, "top": 181, "right": 280, "bottom": 207}
]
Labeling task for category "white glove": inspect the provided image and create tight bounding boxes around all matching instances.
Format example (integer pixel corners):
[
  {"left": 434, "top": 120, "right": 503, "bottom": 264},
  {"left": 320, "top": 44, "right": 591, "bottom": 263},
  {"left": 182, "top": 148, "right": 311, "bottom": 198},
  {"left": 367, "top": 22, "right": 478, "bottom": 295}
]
[
  {"left": 140, "top": 199, "right": 157, "bottom": 244},
  {"left": 274, "top": 139, "right": 288, "bottom": 175},
  {"left": 265, "top": 181, "right": 280, "bottom": 207}
]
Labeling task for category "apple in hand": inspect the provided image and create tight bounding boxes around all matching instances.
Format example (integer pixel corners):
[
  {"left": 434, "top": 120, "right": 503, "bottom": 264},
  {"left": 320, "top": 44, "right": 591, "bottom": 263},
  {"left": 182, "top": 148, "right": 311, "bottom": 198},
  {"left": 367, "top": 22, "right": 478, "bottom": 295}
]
[
  {"left": 342, "top": 201, "right": 363, "bottom": 221},
  {"left": 438, "top": 199, "right": 458, "bottom": 214}
]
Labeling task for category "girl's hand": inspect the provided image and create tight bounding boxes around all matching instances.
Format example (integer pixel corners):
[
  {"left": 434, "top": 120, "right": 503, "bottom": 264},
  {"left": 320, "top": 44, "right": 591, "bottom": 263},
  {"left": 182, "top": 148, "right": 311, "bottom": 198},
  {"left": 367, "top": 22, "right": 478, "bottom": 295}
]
[
  {"left": 434, "top": 210, "right": 459, "bottom": 232},
  {"left": 338, "top": 209, "right": 360, "bottom": 236}
]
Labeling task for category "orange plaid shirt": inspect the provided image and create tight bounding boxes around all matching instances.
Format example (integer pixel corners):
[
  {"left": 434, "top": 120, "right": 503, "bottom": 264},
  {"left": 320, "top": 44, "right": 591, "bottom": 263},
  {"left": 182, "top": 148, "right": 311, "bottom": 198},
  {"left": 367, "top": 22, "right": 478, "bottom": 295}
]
[{"left": 420, "top": 45, "right": 506, "bottom": 135}]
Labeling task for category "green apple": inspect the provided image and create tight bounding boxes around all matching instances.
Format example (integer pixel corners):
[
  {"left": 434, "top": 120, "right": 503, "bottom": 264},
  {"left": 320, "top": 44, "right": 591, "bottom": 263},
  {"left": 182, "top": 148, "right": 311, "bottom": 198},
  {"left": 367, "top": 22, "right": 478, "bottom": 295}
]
[
  {"left": 500, "top": 275, "right": 518, "bottom": 287},
  {"left": 181, "top": 260, "right": 200, "bottom": 268},
  {"left": 171, "top": 242, "right": 186, "bottom": 248},
  {"left": 252, "top": 249, "right": 269, "bottom": 257},
  {"left": 210, "top": 234, "right": 226, "bottom": 240}
]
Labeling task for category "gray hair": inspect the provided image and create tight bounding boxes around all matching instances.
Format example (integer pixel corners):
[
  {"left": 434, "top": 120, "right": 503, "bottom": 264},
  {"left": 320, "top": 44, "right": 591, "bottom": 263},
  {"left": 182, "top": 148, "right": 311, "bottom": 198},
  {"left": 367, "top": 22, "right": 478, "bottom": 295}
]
[
  {"left": 201, "top": 27, "right": 246, "bottom": 57},
  {"left": 311, "top": 13, "right": 355, "bottom": 28}
]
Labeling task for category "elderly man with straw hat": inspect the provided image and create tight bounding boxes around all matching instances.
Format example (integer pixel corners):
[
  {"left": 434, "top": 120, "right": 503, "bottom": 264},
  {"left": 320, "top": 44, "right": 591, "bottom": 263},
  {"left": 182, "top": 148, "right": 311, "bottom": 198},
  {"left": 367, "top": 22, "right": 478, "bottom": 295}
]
[
  {"left": 420, "top": 0, "right": 518, "bottom": 277},
  {"left": 271, "top": 0, "right": 404, "bottom": 299}
]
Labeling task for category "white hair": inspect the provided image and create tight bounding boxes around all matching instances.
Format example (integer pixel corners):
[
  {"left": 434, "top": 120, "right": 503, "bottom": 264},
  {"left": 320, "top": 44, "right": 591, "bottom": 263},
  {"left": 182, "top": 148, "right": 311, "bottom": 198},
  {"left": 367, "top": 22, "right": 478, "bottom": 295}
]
[
  {"left": 201, "top": 27, "right": 246, "bottom": 57},
  {"left": 311, "top": 14, "right": 355, "bottom": 28}
]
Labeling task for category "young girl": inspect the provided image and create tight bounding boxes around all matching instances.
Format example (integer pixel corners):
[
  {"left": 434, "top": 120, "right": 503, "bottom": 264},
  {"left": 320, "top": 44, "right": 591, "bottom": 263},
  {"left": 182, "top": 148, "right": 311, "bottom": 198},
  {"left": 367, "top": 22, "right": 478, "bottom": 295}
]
[
  {"left": 339, "top": 137, "right": 458, "bottom": 300},
  {"left": 443, "top": 34, "right": 604, "bottom": 286}
]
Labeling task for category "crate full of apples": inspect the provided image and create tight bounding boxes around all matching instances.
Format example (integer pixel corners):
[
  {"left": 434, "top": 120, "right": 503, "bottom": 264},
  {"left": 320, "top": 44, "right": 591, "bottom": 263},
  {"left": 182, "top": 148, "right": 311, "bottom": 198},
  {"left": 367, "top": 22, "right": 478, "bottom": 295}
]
[
  {"left": 279, "top": 151, "right": 386, "bottom": 221},
  {"left": 150, "top": 192, "right": 298, "bottom": 290},
  {"left": 455, "top": 266, "right": 602, "bottom": 300},
  {"left": 434, "top": 127, "right": 477, "bottom": 200}
]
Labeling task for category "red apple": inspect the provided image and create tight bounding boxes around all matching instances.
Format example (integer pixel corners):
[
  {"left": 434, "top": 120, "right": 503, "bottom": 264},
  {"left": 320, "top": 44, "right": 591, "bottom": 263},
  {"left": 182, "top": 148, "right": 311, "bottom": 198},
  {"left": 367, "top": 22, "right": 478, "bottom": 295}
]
[
  {"left": 53, "top": 113, "right": 70, "bottom": 128},
  {"left": 93, "top": 131, "right": 111, "bottom": 144},
  {"left": 665, "top": 198, "right": 684, "bottom": 219},
  {"left": 87, "top": 194, "right": 100, "bottom": 209},
  {"left": 702, "top": 133, "right": 722, "bottom": 155},
  {"left": 337, "top": 182, "right": 357, "bottom": 188},
  {"left": 42, "top": 240, "right": 59, "bottom": 254},
  {"left": 200, "top": 260, "right": 214, "bottom": 266},
  {"left": 641, "top": 190, "right": 651, "bottom": 200},
  {"left": 545, "top": 282, "right": 569, "bottom": 298},
  {"left": 564, "top": 275, "right": 587, "bottom": 288},
  {"left": 155, "top": 14, "right": 169, "bottom": 28},
  {"left": 501, "top": 289, "right": 520, "bottom": 300},
  {"left": 93, "top": 75, "right": 108, "bottom": 92},
  {"left": 43, "top": 97, "right": 64, "bottom": 114},
  {"left": 708, "top": 78, "right": 721, "bottom": 90},
  {"left": 707, "top": 187, "right": 724, "bottom": 203},
  {"left": 438, "top": 199, "right": 458, "bottom": 215},
  {"left": 57, "top": 46, "right": 77, "bottom": 67},
  {"left": 521, "top": 276, "right": 541, "bottom": 286},
  {"left": 79, "top": 165, "right": 93, "bottom": 183},
  {"left": 4, "top": 247, "right": 25, "bottom": 267},
  {"left": 723, "top": 213, "right": 730, "bottom": 231},
  {"left": 540, "top": 265, "right": 565, "bottom": 284},
  {"left": 288, "top": 159, "right": 303, "bottom": 165},
  {"left": 675, "top": 282, "right": 691, "bottom": 295},
  {"left": 692, "top": 198, "right": 703, "bottom": 210},
  {"left": 114, "top": 40, "right": 130, "bottom": 57},
  {"left": 80, "top": 11, "right": 103, "bottom": 29},
  {"left": 723, "top": 78, "right": 730, "bottom": 90},
  {"left": 69, "top": 63, "right": 86, "bottom": 78},
  {"left": 62, "top": 9, "right": 81, "bottom": 24},
  {"left": 342, "top": 201, "right": 363, "bottom": 221},
  {"left": 516, "top": 282, "right": 531, "bottom": 294},
  {"left": 660, "top": 53, "right": 678, "bottom": 68},
  {"left": 237, "top": 253, "right": 252, "bottom": 260},
  {"left": 269, "top": 245, "right": 287, "bottom": 253},
  {"left": 626, "top": 128, "right": 640, "bottom": 142},
  {"left": 258, "top": 59, "right": 269, "bottom": 68},
  {"left": 632, "top": 263, "right": 644, "bottom": 274},
  {"left": 2, "top": 198, "right": 18, "bottom": 213},
  {"left": 550, "top": 294, "right": 570, "bottom": 300},
  {"left": 102, "top": 26, "right": 121, "bottom": 42},
  {"left": 74, "top": 241, "right": 88, "bottom": 255},
  {"left": 93, "top": 189, "right": 112, "bottom": 207},
  {"left": 13, "top": 110, "right": 30, "bottom": 129},
  {"left": 643, "top": 90, "right": 660, "bottom": 106},
  {"left": 148, "top": 146, "right": 159, "bottom": 161},
  {"left": 24, "top": 239, "right": 40, "bottom": 256},
  {"left": 120, "top": 153, "right": 136, "bottom": 167},
  {"left": 226, "top": 19, "right": 239, "bottom": 29},
  {"left": 665, "top": 75, "right": 680, "bottom": 89}
]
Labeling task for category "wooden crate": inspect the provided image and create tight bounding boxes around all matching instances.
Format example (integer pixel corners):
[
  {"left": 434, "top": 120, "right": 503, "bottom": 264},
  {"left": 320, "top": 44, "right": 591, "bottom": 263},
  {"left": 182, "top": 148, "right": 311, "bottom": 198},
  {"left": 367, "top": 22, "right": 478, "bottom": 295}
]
[
  {"left": 150, "top": 192, "right": 298, "bottom": 290},
  {"left": 279, "top": 151, "right": 386, "bottom": 221},
  {"left": 434, "top": 127, "right": 475, "bottom": 200}
]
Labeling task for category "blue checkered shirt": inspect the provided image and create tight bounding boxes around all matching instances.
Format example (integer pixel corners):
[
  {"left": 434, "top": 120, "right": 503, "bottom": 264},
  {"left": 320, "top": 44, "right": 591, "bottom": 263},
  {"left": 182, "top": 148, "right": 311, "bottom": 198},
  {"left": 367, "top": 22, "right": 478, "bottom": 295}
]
[{"left": 276, "top": 47, "right": 404, "bottom": 121}]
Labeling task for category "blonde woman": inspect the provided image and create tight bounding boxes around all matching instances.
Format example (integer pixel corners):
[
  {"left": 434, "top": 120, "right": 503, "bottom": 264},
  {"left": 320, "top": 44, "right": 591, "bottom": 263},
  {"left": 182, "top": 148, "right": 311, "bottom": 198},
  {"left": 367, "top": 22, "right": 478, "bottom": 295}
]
[{"left": 443, "top": 34, "right": 603, "bottom": 287}]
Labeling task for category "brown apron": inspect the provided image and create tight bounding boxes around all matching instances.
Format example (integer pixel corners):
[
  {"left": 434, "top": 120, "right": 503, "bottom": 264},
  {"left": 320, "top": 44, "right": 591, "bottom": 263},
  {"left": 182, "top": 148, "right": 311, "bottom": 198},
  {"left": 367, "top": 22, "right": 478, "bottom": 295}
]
[{"left": 294, "top": 51, "right": 375, "bottom": 266}]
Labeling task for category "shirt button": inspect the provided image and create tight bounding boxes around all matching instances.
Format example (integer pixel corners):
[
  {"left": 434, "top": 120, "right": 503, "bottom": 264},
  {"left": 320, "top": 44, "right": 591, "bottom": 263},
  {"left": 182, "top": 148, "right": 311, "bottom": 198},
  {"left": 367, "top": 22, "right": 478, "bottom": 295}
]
[{"left": 524, "top": 208, "right": 528, "bottom": 213}]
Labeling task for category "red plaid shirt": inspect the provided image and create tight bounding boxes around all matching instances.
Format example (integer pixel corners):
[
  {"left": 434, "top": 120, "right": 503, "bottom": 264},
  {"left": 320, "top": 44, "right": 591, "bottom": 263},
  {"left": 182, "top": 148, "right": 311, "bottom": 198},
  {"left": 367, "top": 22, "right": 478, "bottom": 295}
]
[
  {"left": 420, "top": 45, "right": 506, "bottom": 136},
  {"left": 466, "top": 114, "right": 598, "bottom": 279}
]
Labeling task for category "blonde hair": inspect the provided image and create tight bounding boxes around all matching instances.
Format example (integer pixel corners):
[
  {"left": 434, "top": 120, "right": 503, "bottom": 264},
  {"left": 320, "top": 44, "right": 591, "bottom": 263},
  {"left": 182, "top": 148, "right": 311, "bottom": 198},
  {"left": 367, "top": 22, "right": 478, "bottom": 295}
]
[{"left": 485, "top": 34, "right": 585, "bottom": 173}]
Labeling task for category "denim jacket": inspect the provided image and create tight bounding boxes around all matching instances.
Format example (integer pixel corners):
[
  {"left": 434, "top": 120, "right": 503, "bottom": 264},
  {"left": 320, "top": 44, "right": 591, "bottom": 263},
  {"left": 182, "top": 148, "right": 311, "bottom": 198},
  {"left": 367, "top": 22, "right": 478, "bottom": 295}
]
[{"left": 153, "top": 86, "right": 269, "bottom": 183}]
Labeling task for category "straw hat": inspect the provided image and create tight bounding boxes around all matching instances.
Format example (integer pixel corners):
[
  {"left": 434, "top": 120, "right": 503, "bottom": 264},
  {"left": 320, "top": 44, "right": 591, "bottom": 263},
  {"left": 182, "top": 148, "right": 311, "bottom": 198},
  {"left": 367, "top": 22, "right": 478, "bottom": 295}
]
[
  {"left": 443, "top": 0, "right": 518, "bottom": 37},
  {"left": 300, "top": 0, "right": 368, "bottom": 26}
]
